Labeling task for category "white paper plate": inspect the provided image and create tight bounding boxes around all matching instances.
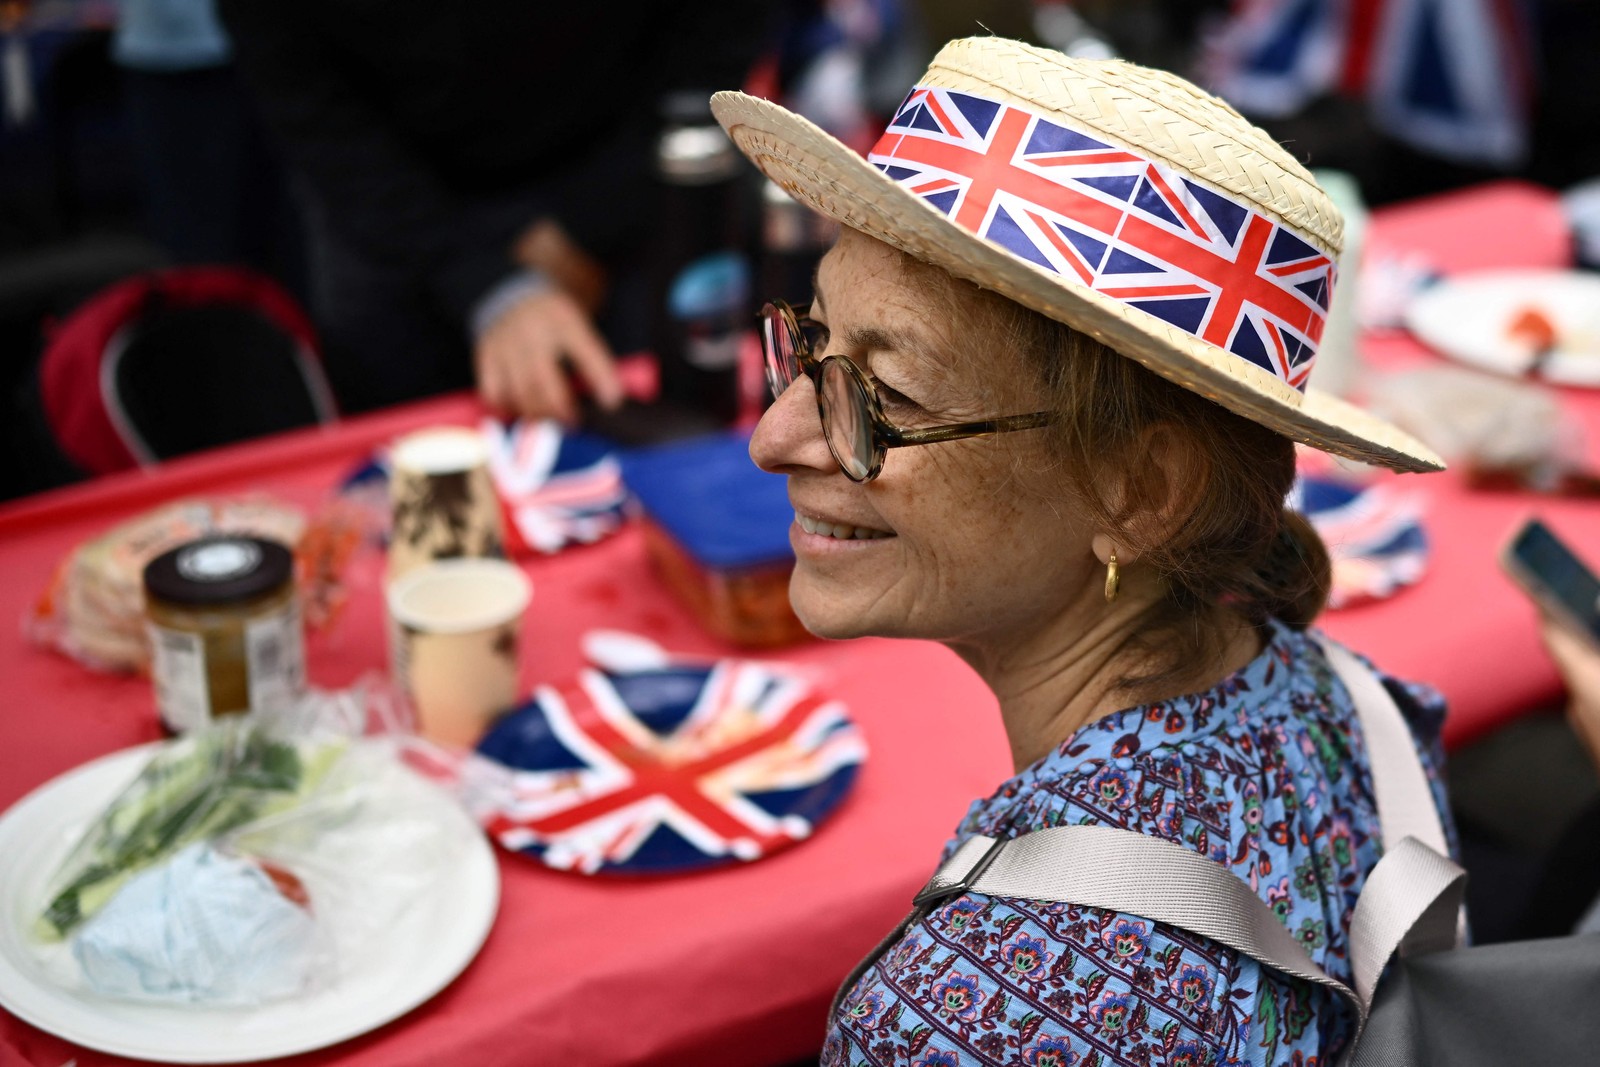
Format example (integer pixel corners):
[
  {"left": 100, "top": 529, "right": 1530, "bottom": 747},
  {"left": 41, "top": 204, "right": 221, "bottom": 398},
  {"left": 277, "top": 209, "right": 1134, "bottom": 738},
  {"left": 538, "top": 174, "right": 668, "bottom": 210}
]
[
  {"left": 1405, "top": 269, "right": 1600, "bottom": 387},
  {"left": 0, "top": 745, "right": 499, "bottom": 1063}
]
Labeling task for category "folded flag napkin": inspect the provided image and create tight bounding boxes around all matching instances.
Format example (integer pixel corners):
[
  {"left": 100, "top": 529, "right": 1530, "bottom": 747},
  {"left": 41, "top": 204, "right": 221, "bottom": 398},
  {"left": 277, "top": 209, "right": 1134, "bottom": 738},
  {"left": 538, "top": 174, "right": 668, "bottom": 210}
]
[
  {"left": 1293, "top": 473, "right": 1429, "bottom": 608},
  {"left": 480, "top": 418, "right": 626, "bottom": 555}
]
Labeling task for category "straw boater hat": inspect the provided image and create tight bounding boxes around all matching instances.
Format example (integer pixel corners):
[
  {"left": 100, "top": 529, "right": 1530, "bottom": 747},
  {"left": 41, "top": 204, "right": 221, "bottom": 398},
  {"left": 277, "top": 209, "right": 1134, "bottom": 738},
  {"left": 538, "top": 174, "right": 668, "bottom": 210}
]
[{"left": 712, "top": 36, "right": 1444, "bottom": 473}]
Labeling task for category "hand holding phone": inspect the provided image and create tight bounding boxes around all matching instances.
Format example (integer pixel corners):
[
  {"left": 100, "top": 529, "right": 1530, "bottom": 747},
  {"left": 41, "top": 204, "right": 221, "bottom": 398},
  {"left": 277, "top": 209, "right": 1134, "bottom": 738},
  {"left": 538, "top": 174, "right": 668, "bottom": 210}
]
[
  {"left": 1503, "top": 518, "right": 1600, "bottom": 768},
  {"left": 1539, "top": 615, "right": 1600, "bottom": 769},
  {"left": 1501, "top": 518, "right": 1600, "bottom": 648}
]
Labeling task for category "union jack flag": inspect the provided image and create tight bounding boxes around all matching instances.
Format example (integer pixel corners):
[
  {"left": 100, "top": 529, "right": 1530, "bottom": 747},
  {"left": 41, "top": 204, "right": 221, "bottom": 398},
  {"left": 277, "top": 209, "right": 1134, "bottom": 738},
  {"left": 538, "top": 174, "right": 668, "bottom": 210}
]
[
  {"left": 472, "top": 661, "right": 867, "bottom": 874},
  {"left": 480, "top": 418, "right": 627, "bottom": 555},
  {"left": 868, "top": 85, "right": 1335, "bottom": 390},
  {"left": 1202, "top": 0, "right": 1530, "bottom": 168},
  {"left": 1200, "top": 0, "right": 1344, "bottom": 118},
  {"left": 1366, "top": 0, "right": 1530, "bottom": 169}
]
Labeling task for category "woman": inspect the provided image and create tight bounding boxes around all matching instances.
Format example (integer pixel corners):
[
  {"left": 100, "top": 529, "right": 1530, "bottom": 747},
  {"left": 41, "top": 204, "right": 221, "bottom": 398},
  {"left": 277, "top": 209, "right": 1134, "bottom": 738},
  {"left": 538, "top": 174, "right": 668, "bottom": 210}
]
[{"left": 714, "top": 37, "right": 1454, "bottom": 1066}]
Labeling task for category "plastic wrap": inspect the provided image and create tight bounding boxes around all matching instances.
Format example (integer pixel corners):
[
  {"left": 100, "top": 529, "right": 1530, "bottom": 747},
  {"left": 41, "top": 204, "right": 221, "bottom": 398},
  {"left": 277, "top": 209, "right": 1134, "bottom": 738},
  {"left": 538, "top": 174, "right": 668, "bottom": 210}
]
[
  {"left": 1365, "top": 365, "right": 1585, "bottom": 485},
  {"left": 30, "top": 699, "right": 458, "bottom": 1008},
  {"left": 27, "top": 496, "right": 363, "bottom": 674}
]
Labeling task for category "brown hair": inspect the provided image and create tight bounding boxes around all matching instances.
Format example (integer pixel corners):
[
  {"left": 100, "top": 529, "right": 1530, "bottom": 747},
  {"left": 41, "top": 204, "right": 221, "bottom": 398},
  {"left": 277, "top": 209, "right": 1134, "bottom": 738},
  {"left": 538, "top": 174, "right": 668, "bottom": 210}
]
[{"left": 906, "top": 255, "right": 1331, "bottom": 690}]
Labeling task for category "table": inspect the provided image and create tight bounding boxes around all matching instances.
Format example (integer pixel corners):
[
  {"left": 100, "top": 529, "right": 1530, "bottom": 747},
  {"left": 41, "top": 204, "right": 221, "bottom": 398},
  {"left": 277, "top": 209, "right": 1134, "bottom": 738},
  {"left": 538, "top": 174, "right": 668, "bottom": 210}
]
[
  {"left": 1320, "top": 181, "right": 1598, "bottom": 747},
  {"left": 0, "top": 393, "right": 1009, "bottom": 1067},
  {"left": 1, "top": 181, "right": 1596, "bottom": 1066}
]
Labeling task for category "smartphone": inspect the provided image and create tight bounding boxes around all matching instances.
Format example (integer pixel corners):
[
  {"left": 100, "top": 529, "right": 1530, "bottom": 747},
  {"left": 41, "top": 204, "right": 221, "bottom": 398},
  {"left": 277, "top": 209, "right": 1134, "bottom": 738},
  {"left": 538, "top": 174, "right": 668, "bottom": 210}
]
[{"left": 1501, "top": 517, "right": 1600, "bottom": 647}]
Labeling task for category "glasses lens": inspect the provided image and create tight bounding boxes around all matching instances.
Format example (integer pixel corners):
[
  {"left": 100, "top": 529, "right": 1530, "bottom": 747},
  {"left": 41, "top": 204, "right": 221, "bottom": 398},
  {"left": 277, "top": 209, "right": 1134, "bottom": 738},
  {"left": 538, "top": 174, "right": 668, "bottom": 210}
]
[
  {"left": 760, "top": 305, "right": 802, "bottom": 399},
  {"left": 819, "top": 359, "right": 877, "bottom": 481}
]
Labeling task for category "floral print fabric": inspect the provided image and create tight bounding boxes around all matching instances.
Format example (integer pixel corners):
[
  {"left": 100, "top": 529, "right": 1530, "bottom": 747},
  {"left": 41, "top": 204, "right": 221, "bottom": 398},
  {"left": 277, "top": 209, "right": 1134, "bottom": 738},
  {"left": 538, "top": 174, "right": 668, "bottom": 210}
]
[{"left": 825, "top": 621, "right": 1453, "bottom": 1067}]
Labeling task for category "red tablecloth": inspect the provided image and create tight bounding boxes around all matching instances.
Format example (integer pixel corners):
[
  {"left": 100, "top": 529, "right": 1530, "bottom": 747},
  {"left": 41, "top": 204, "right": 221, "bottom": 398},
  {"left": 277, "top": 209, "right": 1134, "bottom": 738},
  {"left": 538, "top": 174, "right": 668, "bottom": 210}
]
[
  {"left": 0, "top": 181, "right": 1595, "bottom": 1066},
  {"left": 1318, "top": 181, "right": 1599, "bottom": 747}
]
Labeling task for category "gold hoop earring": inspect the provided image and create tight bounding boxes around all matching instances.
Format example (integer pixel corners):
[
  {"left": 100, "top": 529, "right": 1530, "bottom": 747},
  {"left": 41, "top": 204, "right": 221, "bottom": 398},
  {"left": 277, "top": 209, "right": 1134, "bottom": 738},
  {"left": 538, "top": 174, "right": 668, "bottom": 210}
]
[{"left": 1104, "top": 549, "right": 1120, "bottom": 604}]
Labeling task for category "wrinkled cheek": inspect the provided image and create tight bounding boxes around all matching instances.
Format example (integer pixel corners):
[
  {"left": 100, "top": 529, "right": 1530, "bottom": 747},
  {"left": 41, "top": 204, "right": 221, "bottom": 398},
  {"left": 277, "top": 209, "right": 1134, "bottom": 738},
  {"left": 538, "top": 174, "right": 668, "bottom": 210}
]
[{"left": 786, "top": 557, "right": 893, "bottom": 638}]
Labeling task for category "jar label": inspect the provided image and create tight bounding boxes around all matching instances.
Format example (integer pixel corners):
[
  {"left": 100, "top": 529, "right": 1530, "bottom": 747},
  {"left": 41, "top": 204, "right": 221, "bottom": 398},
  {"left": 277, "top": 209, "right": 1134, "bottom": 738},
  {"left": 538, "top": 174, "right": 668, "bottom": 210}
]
[
  {"left": 147, "top": 623, "right": 210, "bottom": 732},
  {"left": 246, "top": 601, "right": 307, "bottom": 714}
]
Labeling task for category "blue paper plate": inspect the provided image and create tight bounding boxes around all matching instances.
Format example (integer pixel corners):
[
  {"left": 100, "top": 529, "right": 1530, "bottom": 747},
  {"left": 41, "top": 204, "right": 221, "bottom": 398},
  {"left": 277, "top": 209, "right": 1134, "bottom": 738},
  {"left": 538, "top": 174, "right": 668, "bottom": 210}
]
[{"left": 474, "top": 660, "right": 866, "bottom": 875}]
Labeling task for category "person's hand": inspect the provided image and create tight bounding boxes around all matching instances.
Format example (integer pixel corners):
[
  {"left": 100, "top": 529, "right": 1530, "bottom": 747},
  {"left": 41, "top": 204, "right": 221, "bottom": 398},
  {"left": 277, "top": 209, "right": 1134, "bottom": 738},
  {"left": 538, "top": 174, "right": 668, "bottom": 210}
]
[
  {"left": 0, "top": 0, "right": 31, "bottom": 34},
  {"left": 473, "top": 287, "right": 625, "bottom": 424},
  {"left": 512, "top": 219, "right": 608, "bottom": 315},
  {"left": 1538, "top": 612, "right": 1600, "bottom": 770}
]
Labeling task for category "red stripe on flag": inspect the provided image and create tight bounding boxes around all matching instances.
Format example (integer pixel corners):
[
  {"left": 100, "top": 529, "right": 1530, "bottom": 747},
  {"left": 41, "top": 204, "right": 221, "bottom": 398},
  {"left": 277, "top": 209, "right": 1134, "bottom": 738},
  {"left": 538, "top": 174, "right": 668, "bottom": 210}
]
[
  {"left": 1030, "top": 151, "right": 1144, "bottom": 167},
  {"left": 919, "top": 91, "right": 960, "bottom": 137},
  {"left": 518, "top": 682, "right": 827, "bottom": 843},
  {"left": 1267, "top": 256, "right": 1332, "bottom": 278},
  {"left": 1097, "top": 284, "right": 1209, "bottom": 299},
  {"left": 1264, "top": 320, "right": 1291, "bottom": 379},
  {"left": 1342, "top": 0, "right": 1384, "bottom": 93}
]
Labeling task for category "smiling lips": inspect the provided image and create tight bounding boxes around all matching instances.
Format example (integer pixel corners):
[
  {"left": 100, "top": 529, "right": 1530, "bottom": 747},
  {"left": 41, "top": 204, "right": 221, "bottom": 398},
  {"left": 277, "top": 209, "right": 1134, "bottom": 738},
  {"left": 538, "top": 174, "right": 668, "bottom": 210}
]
[{"left": 794, "top": 510, "right": 894, "bottom": 541}]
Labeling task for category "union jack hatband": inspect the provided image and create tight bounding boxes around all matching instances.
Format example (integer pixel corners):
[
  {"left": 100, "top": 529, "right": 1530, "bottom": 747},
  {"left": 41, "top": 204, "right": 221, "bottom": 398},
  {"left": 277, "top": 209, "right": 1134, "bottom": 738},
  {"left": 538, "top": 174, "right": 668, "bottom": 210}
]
[{"left": 711, "top": 37, "right": 1444, "bottom": 473}]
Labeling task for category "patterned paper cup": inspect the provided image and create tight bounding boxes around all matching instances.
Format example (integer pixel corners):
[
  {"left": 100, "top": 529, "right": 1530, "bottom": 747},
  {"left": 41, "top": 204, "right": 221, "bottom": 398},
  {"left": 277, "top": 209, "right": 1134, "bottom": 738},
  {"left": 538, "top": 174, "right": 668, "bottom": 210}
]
[
  {"left": 388, "top": 427, "right": 505, "bottom": 581},
  {"left": 387, "top": 558, "right": 532, "bottom": 748}
]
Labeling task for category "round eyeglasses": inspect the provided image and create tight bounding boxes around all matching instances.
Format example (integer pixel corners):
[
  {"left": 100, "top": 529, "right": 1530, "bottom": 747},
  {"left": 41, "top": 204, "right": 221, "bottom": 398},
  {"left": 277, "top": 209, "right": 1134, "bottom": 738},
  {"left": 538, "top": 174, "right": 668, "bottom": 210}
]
[{"left": 759, "top": 299, "right": 1054, "bottom": 482}]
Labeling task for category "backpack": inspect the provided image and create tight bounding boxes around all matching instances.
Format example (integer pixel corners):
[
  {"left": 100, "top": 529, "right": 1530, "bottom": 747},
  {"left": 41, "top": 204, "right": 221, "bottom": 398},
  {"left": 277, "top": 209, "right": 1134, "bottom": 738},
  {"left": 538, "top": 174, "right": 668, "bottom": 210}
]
[{"left": 837, "top": 642, "right": 1600, "bottom": 1066}]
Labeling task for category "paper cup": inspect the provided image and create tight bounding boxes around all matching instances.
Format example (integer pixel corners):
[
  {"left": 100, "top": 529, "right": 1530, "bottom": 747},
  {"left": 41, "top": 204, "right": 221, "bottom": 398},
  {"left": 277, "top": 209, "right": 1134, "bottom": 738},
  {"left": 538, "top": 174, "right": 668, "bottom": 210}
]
[
  {"left": 388, "top": 427, "right": 505, "bottom": 581},
  {"left": 387, "top": 558, "right": 532, "bottom": 748}
]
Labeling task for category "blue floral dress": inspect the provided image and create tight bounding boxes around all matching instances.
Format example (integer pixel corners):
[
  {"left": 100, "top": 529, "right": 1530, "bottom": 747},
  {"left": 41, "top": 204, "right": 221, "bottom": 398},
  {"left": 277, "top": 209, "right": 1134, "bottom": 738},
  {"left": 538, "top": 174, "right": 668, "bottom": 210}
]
[{"left": 824, "top": 620, "right": 1454, "bottom": 1067}]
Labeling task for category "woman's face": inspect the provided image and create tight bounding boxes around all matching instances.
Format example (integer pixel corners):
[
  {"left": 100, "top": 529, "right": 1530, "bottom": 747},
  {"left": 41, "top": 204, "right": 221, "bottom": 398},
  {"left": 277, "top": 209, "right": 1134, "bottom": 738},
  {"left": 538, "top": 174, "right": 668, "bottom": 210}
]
[{"left": 750, "top": 230, "right": 1102, "bottom": 647}]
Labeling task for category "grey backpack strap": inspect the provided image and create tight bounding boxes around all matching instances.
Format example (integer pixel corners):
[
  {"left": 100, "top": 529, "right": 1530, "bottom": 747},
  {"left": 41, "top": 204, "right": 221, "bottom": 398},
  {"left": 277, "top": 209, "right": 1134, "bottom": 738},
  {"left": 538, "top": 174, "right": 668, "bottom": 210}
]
[
  {"left": 1320, "top": 641, "right": 1452, "bottom": 859},
  {"left": 1319, "top": 639, "right": 1468, "bottom": 1000},
  {"left": 910, "top": 825, "right": 1366, "bottom": 1028},
  {"left": 830, "top": 646, "right": 1466, "bottom": 1064},
  {"left": 1347, "top": 837, "right": 1467, "bottom": 1005}
]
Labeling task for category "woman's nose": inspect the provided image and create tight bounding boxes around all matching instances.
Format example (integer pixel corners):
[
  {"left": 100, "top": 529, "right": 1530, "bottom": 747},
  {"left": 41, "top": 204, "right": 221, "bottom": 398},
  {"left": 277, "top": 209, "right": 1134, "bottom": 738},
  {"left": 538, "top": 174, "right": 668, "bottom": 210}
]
[{"left": 750, "top": 374, "right": 835, "bottom": 475}]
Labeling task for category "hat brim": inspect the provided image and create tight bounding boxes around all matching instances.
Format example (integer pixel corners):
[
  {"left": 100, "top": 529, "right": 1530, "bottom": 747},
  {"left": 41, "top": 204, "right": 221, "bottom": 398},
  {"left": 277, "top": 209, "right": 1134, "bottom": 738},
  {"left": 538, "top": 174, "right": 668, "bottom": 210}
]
[{"left": 713, "top": 91, "right": 1444, "bottom": 474}]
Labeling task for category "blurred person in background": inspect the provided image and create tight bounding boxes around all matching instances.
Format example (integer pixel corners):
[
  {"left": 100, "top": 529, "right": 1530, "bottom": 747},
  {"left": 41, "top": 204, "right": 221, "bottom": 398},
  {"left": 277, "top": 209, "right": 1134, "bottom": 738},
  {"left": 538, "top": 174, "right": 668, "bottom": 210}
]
[
  {"left": 1524, "top": 614, "right": 1600, "bottom": 936},
  {"left": 216, "top": 1, "right": 775, "bottom": 424},
  {"left": 114, "top": 0, "right": 299, "bottom": 286},
  {"left": 1043, "top": 0, "right": 1600, "bottom": 206}
]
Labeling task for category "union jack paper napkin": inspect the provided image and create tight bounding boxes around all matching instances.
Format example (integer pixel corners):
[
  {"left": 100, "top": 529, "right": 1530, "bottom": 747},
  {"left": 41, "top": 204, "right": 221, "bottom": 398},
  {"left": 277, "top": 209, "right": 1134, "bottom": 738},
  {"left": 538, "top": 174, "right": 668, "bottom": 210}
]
[{"left": 479, "top": 418, "right": 627, "bottom": 555}]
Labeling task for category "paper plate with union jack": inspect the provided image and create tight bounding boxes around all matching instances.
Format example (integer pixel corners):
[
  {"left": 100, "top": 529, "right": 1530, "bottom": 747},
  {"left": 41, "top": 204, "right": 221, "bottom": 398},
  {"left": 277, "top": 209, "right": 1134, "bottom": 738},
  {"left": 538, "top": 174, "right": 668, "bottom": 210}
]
[
  {"left": 1292, "top": 474, "right": 1429, "bottom": 609},
  {"left": 471, "top": 659, "right": 867, "bottom": 875}
]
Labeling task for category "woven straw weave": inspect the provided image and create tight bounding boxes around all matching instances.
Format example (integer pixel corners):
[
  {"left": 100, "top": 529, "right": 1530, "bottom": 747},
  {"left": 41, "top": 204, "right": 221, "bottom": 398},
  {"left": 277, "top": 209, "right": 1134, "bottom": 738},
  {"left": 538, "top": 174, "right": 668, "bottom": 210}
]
[{"left": 923, "top": 38, "right": 1342, "bottom": 254}]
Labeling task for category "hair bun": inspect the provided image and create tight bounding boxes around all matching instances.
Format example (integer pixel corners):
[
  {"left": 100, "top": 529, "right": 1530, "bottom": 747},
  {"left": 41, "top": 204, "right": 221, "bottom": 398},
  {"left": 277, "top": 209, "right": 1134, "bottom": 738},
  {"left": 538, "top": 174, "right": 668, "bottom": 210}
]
[{"left": 1260, "top": 510, "right": 1331, "bottom": 629}]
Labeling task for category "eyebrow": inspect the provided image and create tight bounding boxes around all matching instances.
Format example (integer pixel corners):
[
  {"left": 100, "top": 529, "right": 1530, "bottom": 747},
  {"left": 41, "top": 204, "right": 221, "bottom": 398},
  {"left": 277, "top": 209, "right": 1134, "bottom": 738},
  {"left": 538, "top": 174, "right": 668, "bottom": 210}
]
[{"left": 810, "top": 267, "right": 929, "bottom": 357}]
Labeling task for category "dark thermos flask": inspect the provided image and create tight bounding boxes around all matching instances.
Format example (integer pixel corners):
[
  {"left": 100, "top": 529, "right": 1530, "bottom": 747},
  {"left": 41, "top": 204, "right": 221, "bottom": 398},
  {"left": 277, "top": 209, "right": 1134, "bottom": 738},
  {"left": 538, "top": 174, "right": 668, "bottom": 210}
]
[
  {"left": 651, "top": 100, "right": 752, "bottom": 423},
  {"left": 760, "top": 178, "right": 838, "bottom": 311}
]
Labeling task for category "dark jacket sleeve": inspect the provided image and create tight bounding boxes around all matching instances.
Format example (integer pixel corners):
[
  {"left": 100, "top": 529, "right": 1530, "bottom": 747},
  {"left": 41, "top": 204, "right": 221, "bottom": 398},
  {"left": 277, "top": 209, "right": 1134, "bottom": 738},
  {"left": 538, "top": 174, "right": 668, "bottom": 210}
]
[{"left": 216, "top": 0, "right": 513, "bottom": 321}]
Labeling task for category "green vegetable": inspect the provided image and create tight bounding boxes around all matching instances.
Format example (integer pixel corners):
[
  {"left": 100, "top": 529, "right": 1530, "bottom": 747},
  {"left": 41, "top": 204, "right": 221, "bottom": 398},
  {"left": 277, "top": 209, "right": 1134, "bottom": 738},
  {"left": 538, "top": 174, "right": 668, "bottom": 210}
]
[{"left": 35, "top": 723, "right": 342, "bottom": 941}]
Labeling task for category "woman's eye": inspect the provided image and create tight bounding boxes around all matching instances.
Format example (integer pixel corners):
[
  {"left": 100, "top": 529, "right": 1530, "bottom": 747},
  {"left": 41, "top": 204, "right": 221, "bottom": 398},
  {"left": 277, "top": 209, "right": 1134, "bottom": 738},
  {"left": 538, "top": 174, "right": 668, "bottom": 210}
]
[
  {"left": 801, "top": 320, "right": 829, "bottom": 349},
  {"left": 873, "top": 381, "right": 920, "bottom": 411}
]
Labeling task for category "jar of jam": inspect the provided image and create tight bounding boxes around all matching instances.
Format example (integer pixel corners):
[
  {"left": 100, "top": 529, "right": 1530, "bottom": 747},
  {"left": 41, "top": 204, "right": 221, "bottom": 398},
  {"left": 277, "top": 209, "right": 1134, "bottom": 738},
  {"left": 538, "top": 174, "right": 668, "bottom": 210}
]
[{"left": 143, "top": 536, "right": 306, "bottom": 733}]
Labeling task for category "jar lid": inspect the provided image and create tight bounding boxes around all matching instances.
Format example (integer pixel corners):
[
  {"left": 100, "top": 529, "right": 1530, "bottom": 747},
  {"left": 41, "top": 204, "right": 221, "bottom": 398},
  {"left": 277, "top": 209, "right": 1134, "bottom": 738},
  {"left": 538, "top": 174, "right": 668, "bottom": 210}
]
[{"left": 143, "top": 536, "right": 293, "bottom": 606}]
